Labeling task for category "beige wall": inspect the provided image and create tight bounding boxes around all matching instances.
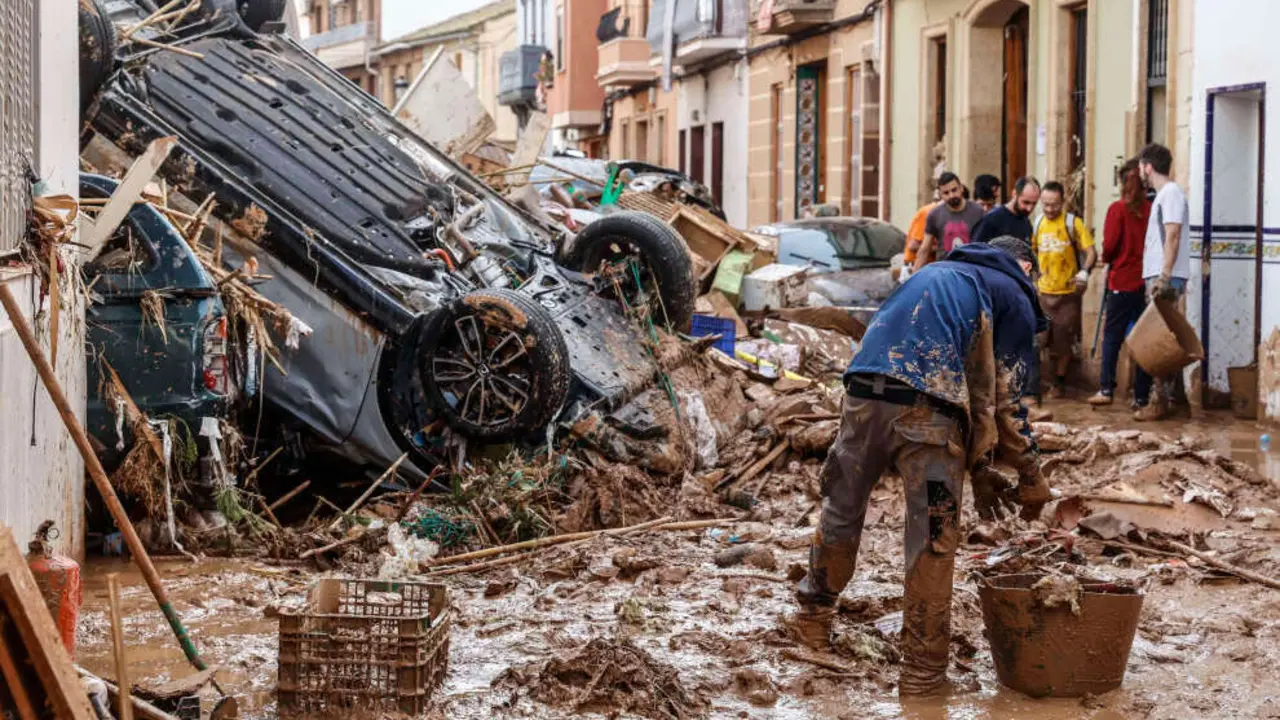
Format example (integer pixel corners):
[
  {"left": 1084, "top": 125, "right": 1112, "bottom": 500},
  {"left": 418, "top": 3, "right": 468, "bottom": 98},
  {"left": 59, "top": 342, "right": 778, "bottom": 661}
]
[
  {"left": 746, "top": 4, "right": 876, "bottom": 228},
  {"left": 610, "top": 88, "right": 679, "bottom": 166},
  {"left": 478, "top": 11, "right": 520, "bottom": 143}
]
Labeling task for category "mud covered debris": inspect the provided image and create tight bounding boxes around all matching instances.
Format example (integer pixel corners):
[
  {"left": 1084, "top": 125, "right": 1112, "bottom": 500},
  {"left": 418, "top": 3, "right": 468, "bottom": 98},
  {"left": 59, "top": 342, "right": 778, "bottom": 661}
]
[{"left": 494, "top": 637, "right": 708, "bottom": 719}]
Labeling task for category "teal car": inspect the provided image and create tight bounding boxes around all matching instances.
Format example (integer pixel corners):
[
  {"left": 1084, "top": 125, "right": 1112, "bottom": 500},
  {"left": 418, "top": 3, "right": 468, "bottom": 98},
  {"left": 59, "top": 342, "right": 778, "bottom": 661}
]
[{"left": 82, "top": 173, "right": 243, "bottom": 505}]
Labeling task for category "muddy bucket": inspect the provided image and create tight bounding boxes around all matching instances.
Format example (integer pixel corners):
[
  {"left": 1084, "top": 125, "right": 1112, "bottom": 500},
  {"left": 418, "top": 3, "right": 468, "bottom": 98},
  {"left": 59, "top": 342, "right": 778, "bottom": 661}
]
[
  {"left": 1125, "top": 298, "right": 1203, "bottom": 377},
  {"left": 979, "top": 574, "right": 1143, "bottom": 698}
]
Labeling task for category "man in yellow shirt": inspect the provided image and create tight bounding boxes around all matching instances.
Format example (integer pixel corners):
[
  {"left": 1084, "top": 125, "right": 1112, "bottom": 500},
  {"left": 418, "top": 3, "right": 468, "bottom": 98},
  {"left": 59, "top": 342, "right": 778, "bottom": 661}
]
[{"left": 1031, "top": 181, "right": 1096, "bottom": 399}]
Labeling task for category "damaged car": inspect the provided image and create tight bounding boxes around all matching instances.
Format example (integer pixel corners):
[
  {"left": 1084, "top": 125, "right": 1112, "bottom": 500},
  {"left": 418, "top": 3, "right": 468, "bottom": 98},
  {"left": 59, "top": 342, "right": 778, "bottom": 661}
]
[
  {"left": 753, "top": 217, "right": 906, "bottom": 308},
  {"left": 81, "top": 0, "right": 697, "bottom": 480}
]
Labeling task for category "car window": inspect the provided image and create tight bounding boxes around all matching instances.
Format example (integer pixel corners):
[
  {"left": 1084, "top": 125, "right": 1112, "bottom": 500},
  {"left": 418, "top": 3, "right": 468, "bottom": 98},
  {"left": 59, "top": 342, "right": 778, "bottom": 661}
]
[
  {"left": 90, "top": 219, "right": 159, "bottom": 275},
  {"left": 777, "top": 228, "right": 840, "bottom": 270},
  {"left": 829, "top": 224, "right": 903, "bottom": 268}
]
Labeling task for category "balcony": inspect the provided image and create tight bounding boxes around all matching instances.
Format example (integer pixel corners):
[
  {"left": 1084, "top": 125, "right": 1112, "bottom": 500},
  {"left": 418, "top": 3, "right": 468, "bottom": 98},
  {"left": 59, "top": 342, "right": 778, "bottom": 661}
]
[
  {"left": 646, "top": 0, "right": 747, "bottom": 68},
  {"left": 752, "top": 0, "right": 836, "bottom": 35},
  {"left": 596, "top": 4, "right": 657, "bottom": 88},
  {"left": 499, "top": 45, "right": 548, "bottom": 108},
  {"left": 300, "top": 20, "right": 374, "bottom": 70},
  {"left": 598, "top": 37, "right": 657, "bottom": 87}
]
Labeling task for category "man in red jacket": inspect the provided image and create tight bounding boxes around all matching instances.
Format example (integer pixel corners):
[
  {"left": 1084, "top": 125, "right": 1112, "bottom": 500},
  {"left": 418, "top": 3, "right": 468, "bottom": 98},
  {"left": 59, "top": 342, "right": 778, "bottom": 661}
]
[{"left": 1090, "top": 159, "right": 1152, "bottom": 406}]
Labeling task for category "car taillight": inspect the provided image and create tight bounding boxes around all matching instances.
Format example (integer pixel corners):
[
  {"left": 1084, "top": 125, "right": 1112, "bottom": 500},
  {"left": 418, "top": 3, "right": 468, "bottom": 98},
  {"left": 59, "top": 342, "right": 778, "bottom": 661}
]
[{"left": 203, "top": 317, "right": 229, "bottom": 395}]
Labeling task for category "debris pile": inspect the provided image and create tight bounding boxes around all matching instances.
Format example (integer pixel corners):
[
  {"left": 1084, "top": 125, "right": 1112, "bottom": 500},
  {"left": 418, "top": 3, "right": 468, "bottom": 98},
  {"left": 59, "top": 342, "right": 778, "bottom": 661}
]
[{"left": 495, "top": 637, "right": 708, "bottom": 720}]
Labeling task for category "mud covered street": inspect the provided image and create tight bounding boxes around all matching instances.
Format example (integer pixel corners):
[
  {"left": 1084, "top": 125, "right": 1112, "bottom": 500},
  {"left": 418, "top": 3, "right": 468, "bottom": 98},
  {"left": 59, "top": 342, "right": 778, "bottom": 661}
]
[{"left": 74, "top": 398, "right": 1280, "bottom": 719}]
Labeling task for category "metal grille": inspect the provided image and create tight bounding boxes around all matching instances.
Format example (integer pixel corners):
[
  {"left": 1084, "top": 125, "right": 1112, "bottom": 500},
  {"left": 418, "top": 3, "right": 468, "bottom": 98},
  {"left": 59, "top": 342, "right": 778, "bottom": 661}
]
[
  {"left": 1147, "top": 0, "right": 1168, "bottom": 83},
  {"left": 1070, "top": 8, "right": 1088, "bottom": 170},
  {"left": 0, "top": 0, "right": 36, "bottom": 252}
]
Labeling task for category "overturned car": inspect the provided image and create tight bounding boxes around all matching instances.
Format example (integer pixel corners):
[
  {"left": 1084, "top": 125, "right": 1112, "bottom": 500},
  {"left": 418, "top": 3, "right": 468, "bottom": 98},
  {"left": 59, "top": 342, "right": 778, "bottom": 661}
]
[{"left": 82, "top": 0, "right": 697, "bottom": 479}]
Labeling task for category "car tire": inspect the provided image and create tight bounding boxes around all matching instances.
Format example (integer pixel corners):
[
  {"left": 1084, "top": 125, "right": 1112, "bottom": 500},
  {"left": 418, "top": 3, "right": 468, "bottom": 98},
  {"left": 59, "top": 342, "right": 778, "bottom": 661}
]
[
  {"left": 238, "top": 0, "right": 287, "bottom": 31},
  {"left": 79, "top": 0, "right": 118, "bottom": 114},
  {"left": 563, "top": 211, "right": 696, "bottom": 331},
  {"left": 420, "top": 289, "right": 571, "bottom": 440}
]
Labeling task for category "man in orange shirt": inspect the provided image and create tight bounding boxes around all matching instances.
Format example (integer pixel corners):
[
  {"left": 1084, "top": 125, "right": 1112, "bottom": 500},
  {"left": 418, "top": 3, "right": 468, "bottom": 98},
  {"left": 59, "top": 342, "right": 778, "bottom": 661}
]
[{"left": 904, "top": 201, "right": 937, "bottom": 266}]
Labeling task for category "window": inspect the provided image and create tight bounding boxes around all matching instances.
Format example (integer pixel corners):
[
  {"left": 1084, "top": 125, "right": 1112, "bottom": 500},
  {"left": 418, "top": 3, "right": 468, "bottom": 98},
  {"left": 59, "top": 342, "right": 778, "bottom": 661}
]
[
  {"left": 770, "top": 83, "right": 783, "bottom": 222},
  {"left": 635, "top": 119, "right": 649, "bottom": 162},
  {"left": 1145, "top": 0, "right": 1169, "bottom": 143},
  {"left": 556, "top": 5, "right": 565, "bottom": 71},
  {"left": 844, "top": 65, "right": 862, "bottom": 216},
  {"left": 931, "top": 37, "right": 947, "bottom": 143},
  {"left": 1069, "top": 7, "right": 1087, "bottom": 170},
  {"left": 656, "top": 114, "right": 667, "bottom": 166}
]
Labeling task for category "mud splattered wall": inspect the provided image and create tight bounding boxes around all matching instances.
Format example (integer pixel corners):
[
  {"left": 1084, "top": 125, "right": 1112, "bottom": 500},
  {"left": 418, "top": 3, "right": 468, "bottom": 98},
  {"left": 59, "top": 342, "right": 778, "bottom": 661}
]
[{"left": 0, "top": 0, "right": 86, "bottom": 558}]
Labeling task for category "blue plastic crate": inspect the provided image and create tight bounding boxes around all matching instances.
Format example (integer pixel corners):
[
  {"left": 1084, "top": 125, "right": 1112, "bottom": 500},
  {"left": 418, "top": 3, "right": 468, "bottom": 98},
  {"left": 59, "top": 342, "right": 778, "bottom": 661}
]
[{"left": 690, "top": 314, "right": 736, "bottom": 356}]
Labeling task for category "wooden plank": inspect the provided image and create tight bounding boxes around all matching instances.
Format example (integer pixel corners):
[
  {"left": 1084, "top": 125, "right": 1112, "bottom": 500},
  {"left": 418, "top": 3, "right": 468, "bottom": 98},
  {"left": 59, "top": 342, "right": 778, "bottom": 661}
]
[
  {"left": 510, "top": 111, "right": 551, "bottom": 184},
  {"left": 82, "top": 137, "right": 177, "bottom": 258},
  {"left": 0, "top": 624, "right": 40, "bottom": 720},
  {"left": 0, "top": 527, "right": 95, "bottom": 719},
  {"left": 108, "top": 574, "right": 134, "bottom": 720}
]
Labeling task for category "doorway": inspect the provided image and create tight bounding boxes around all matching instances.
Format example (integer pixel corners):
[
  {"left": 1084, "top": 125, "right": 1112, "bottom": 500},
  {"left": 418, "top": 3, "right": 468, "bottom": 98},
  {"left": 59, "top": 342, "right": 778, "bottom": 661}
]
[
  {"left": 690, "top": 125, "right": 706, "bottom": 184},
  {"left": 1200, "top": 84, "right": 1267, "bottom": 411},
  {"left": 795, "top": 62, "right": 827, "bottom": 216},
  {"left": 1002, "top": 6, "right": 1029, "bottom": 189}
]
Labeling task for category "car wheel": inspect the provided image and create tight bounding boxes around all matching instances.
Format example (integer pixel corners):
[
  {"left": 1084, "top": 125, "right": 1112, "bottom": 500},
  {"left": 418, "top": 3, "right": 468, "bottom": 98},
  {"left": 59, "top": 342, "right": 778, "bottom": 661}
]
[
  {"left": 563, "top": 211, "right": 696, "bottom": 331},
  {"left": 239, "top": 0, "right": 287, "bottom": 31},
  {"left": 79, "top": 0, "right": 118, "bottom": 114},
  {"left": 420, "top": 289, "right": 570, "bottom": 440}
]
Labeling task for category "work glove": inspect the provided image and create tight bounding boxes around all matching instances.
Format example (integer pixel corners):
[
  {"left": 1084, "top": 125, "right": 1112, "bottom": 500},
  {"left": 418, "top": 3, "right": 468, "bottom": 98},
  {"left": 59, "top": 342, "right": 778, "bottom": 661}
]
[
  {"left": 1150, "top": 272, "right": 1178, "bottom": 302},
  {"left": 1074, "top": 269, "right": 1089, "bottom": 291},
  {"left": 1003, "top": 470, "right": 1054, "bottom": 522},
  {"left": 971, "top": 464, "right": 1014, "bottom": 521}
]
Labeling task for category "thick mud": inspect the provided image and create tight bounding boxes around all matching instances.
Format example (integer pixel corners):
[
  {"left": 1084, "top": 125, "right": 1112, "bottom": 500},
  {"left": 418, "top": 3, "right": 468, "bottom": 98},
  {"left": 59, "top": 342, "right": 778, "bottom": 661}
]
[{"left": 76, "top": 400, "right": 1280, "bottom": 719}]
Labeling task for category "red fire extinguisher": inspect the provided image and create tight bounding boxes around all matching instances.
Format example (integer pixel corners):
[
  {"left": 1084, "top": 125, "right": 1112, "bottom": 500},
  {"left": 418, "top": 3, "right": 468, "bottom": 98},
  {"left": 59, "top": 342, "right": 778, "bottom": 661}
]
[{"left": 27, "top": 520, "right": 82, "bottom": 657}]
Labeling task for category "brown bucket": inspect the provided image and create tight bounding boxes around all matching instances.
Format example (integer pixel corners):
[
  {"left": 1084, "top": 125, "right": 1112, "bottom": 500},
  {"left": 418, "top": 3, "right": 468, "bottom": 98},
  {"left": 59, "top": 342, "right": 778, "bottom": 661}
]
[
  {"left": 979, "top": 574, "right": 1144, "bottom": 698},
  {"left": 1125, "top": 298, "right": 1203, "bottom": 377}
]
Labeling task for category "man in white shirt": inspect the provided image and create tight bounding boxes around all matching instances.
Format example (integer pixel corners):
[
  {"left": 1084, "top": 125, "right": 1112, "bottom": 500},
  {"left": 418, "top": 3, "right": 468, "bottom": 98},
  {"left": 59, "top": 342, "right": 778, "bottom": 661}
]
[{"left": 1134, "top": 143, "right": 1191, "bottom": 421}]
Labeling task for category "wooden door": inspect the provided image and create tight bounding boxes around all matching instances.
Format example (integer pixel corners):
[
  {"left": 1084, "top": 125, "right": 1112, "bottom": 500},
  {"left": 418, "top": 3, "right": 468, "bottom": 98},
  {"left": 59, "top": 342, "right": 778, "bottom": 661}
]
[
  {"left": 1002, "top": 7, "right": 1029, "bottom": 189},
  {"left": 711, "top": 121, "right": 724, "bottom": 207},
  {"left": 690, "top": 125, "right": 706, "bottom": 184}
]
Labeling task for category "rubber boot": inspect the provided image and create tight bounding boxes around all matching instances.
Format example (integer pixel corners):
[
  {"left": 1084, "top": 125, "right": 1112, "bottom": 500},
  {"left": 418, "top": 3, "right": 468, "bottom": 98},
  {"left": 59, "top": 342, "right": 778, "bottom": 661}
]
[
  {"left": 784, "top": 604, "right": 837, "bottom": 649},
  {"left": 898, "top": 546, "right": 956, "bottom": 696},
  {"left": 791, "top": 530, "right": 858, "bottom": 649}
]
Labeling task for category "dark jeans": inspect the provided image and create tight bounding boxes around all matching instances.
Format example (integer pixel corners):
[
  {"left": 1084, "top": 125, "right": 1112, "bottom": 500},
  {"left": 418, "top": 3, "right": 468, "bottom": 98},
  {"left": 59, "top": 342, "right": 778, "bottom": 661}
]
[{"left": 1099, "top": 289, "right": 1151, "bottom": 402}]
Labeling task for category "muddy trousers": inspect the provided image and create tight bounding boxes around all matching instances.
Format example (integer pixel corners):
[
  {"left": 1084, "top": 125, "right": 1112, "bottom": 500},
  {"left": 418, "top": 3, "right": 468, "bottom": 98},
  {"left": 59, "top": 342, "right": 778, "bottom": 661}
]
[{"left": 797, "top": 394, "right": 966, "bottom": 694}]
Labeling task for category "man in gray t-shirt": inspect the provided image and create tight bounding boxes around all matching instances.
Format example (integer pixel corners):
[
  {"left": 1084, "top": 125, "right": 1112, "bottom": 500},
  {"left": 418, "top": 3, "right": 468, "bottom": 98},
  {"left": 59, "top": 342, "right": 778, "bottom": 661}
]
[
  {"left": 914, "top": 171, "right": 986, "bottom": 270},
  {"left": 1135, "top": 143, "right": 1192, "bottom": 421}
]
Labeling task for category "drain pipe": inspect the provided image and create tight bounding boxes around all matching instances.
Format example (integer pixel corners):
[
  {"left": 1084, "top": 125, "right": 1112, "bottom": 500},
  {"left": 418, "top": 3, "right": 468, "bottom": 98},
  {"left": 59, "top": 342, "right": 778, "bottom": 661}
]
[{"left": 879, "top": 0, "right": 893, "bottom": 222}]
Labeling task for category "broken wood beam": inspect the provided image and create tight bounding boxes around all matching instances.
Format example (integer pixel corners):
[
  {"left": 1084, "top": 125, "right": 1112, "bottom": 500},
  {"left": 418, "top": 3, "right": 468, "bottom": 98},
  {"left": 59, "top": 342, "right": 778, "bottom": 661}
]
[
  {"left": 82, "top": 137, "right": 177, "bottom": 258},
  {"left": 107, "top": 574, "right": 135, "bottom": 720},
  {"left": 1161, "top": 539, "right": 1280, "bottom": 591},
  {"left": 424, "top": 515, "right": 675, "bottom": 569},
  {"left": 267, "top": 479, "right": 310, "bottom": 512},
  {"left": 327, "top": 453, "right": 409, "bottom": 531}
]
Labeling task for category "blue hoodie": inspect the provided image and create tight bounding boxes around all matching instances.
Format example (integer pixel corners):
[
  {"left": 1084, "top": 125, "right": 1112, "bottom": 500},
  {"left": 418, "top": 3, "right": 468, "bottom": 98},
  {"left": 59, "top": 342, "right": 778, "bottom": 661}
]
[{"left": 846, "top": 243, "right": 1047, "bottom": 473}]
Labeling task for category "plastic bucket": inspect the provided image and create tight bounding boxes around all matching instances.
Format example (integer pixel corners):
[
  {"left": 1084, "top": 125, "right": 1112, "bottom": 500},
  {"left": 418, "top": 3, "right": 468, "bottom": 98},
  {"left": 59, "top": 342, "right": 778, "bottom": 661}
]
[
  {"left": 1125, "top": 298, "right": 1203, "bottom": 377},
  {"left": 979, "top": 574, "right": 1144, "bottom": 698}
]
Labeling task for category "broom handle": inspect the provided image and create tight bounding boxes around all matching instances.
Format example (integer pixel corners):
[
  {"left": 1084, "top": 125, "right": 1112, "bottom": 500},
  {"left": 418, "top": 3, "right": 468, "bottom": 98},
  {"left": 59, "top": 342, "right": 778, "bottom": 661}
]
[{"left": 0, "top": 283, "right": 207, "bottom": 671}]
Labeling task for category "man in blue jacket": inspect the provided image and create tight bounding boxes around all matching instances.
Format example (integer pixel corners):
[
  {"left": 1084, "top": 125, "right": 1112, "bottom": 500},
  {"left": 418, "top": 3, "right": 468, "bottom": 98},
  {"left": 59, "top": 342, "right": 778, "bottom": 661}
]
[{"left": 789, "top": 238, "right": 1052, "bottom": 695}]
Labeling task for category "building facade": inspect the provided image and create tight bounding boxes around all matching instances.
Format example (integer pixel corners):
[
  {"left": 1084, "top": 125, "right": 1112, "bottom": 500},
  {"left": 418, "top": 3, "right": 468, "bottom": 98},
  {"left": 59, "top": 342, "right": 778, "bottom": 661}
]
[
  {"left": 1181, "top": 0, "right": 1275, "bottom": 420},
  {"left": 747, "top": 0, "right": 884, "bottom": 227},
  {"left": 372, "top": 0, "right": 519, "bottom": 144},
  {"left": 303, "top": 0, "right": 382, "bottom": 94},
  {"left": 0, "top": 0, "right": 86, "bottom": 556}
]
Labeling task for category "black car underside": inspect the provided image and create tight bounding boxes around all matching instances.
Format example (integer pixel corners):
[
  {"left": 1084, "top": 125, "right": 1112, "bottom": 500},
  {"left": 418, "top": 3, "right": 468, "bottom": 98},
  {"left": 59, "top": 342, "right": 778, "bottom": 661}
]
[{"left": 88, "top": 31, "right": 663, "bottom": 468}]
